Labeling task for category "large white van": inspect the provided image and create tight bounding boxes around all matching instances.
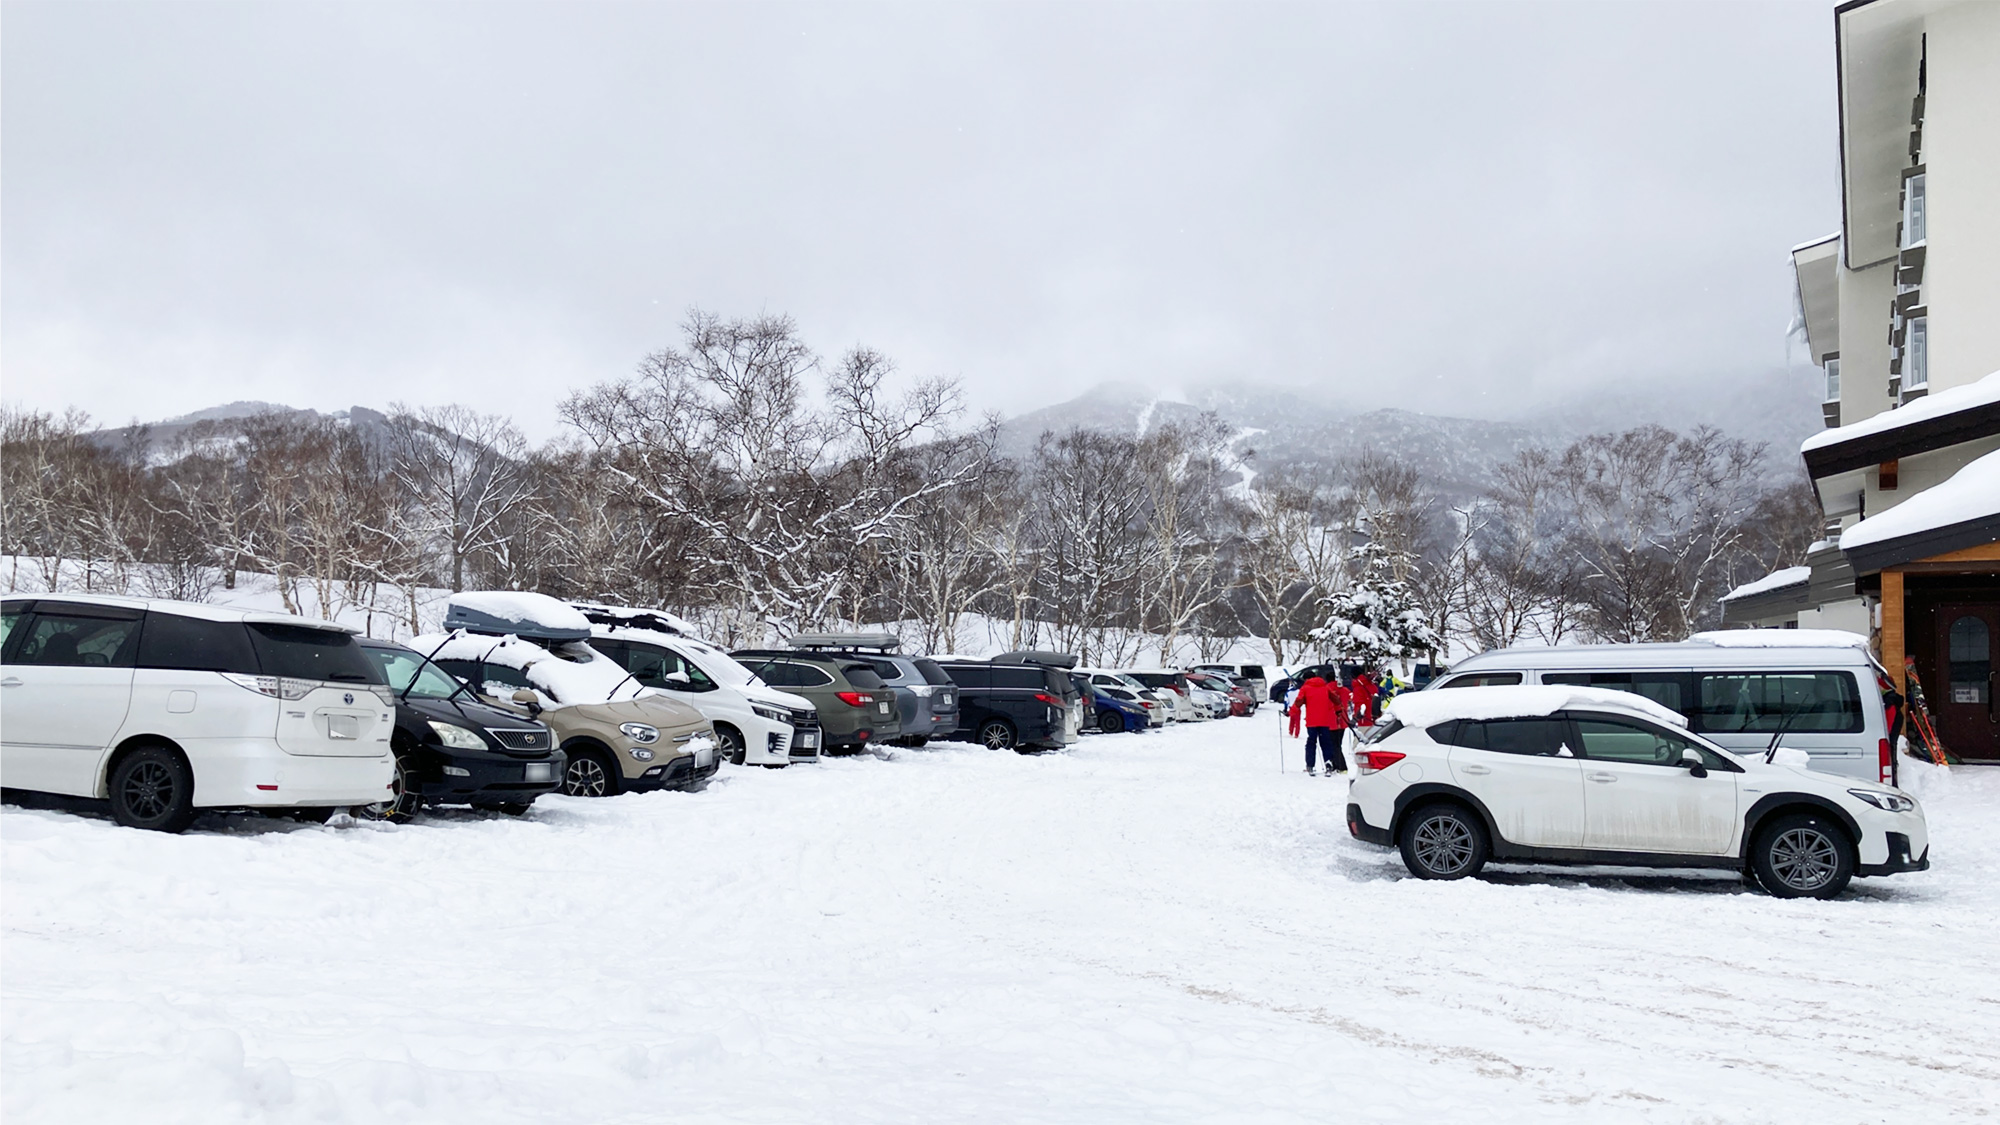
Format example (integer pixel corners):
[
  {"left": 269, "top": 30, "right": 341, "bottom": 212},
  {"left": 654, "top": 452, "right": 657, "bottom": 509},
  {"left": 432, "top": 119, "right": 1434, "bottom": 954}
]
[
  {"left": 1, "top": 594, "right": 396, "bottom": 831},
  {"left": 1430, "top": 631, "right": 1898, "bottom": 784}
]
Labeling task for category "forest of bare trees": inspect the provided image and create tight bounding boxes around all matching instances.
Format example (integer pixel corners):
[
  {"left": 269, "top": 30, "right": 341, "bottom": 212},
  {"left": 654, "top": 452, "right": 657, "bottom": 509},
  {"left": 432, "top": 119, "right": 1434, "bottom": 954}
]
[{"left": 0, "top": 311, "right": 1825, "bottom": 663}]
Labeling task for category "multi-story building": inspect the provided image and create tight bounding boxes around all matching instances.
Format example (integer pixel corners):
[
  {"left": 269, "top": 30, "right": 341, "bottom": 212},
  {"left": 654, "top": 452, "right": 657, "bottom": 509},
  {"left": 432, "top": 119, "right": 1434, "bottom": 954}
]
[{"left": 1722, "top": 0, "right": 1998, "bottom": 762}]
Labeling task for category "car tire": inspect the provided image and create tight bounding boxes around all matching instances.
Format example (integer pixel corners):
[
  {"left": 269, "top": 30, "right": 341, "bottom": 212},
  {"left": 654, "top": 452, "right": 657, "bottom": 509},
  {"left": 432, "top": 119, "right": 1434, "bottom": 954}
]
[
  {"left": 1750, "top": 812, "right": 1855, "bottom": 899},
  {"left": 714, "top": 724, "right": 746, "bottom": 766},
  {"left": 355, "top": 755, "right": 421, "bottom": 822},
  {"left": 1097, "top": 710, "right": 1124, "bottom": 734},
  {"left": 561, "top": 748, "right": 621, "bottom": 798},
  {"left": 978, "top": 720, "right": 1017, "bottom": 751},
  {"left": 108, "top": 745, "right": 198, "bottom": 834},
  {"left": 1397, "top": 803, "right": 1488, "bottom": 881}
]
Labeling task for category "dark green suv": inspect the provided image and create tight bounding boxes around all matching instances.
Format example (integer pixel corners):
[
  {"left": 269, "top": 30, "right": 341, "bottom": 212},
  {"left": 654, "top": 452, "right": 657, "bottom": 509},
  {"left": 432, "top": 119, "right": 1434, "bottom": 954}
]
[{"left": 730, "top": 649, "right": 902, "bottom": 753}]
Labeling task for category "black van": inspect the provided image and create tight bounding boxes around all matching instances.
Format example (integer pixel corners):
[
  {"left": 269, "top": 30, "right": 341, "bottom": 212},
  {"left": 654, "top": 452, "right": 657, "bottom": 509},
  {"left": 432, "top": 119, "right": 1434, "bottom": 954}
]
[{"left": 934, "top": 660, "right": 1082, "bottom": 751}]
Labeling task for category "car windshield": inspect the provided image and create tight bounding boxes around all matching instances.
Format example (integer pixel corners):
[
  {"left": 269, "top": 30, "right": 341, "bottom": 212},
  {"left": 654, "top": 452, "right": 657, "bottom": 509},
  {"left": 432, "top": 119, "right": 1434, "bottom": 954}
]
[
  {"left": 366, "top": 646, "right": 464, "bottom": 700},
  {"left": 681, "top": 644, "right": 762, "bottom": 688}
]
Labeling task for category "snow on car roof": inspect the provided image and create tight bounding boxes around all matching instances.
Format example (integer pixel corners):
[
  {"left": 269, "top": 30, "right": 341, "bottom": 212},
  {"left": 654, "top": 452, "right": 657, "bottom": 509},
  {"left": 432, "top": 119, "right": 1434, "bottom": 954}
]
[
  {"left": 572, "top": 601, "right": 704, "bottom": 638},
  {"left": 1839, "top": 448, "right": 2000, "bottom": 551},
  {"left": 1686, "top": 629, "right": 1870, "bottom": 649},
  {"left": 412, "top": 631, "right": 645, "bottom": 707},
  {"left": 1386, "top": 685, "right": 1689, "bottom": 729},
  {"left": 445, "top": 591, "right": 593, "bottom": 641}
]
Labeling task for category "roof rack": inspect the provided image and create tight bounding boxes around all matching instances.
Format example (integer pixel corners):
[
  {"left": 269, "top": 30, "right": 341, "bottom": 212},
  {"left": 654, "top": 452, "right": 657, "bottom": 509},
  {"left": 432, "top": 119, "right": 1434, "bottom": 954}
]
[
  {"left": 991, "top": 650, "right": 1079, "bottom": 669},
  {"left": 787, "top": 632, "right": 902, "bottom": 652}
]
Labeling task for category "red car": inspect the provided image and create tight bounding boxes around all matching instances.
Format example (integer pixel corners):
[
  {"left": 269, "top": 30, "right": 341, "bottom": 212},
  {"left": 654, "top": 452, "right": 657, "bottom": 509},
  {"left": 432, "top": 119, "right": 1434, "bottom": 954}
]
[{"left": 1186, "top": 671, "right": 1255, "bottom": 717}]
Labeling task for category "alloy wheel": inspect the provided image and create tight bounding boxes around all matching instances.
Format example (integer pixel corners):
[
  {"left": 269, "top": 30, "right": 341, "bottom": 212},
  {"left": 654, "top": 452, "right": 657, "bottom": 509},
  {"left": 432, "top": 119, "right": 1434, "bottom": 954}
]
[
  {"left": 1413, "top": 814, "right": 1475, "bottom": 876},
  {"left": 980, "top": 723, "right": 1016, "bottom": 750},
  {"left": 121, "top": 761, "right": 176, "bottom": 821},
  {"left": 564, "top": 756, "right": 611, "bottom": 798},
  {"left": 1769, "top": 827, "right": 1839, "bottom": 891}
]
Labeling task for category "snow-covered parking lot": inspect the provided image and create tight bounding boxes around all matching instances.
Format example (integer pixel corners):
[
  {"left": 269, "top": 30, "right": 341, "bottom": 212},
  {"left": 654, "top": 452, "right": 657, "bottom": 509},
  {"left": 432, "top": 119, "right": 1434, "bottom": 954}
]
[{"left": 5, "top": 718, "right": 1998, "bottom": 1124}]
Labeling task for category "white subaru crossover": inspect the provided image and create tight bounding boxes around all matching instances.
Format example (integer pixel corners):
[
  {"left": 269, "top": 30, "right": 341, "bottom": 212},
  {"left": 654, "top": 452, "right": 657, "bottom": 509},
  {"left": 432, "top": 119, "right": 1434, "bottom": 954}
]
[
  {"left": 1, "top": 594, "right": 397, "bottom": 832},
  {"left": 1344, "top": 685, "right": 1929, "bottom": 899}
]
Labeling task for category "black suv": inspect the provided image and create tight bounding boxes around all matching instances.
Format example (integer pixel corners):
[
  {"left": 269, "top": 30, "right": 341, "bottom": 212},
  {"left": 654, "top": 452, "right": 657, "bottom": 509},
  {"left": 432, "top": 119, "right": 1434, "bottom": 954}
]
[
  {"left": 358, "top": 638, "right": 564, "bottom": 818},
  {"left": 934, "top": 659, "right": 1082, "bottom": 751}
]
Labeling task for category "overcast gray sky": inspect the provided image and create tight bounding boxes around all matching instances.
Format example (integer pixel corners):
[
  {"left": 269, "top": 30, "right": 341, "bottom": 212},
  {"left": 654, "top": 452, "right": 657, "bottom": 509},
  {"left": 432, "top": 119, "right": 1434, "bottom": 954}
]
[{"left": 3, "top": 1, "right": 1838, "bottom": 439}]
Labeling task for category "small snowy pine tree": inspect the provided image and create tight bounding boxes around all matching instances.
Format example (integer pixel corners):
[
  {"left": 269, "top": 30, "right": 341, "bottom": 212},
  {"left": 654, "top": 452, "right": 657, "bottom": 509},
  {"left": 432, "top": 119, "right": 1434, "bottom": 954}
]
[{"left": 1310, "top": 541, "right": 1440, "bottom": 672}]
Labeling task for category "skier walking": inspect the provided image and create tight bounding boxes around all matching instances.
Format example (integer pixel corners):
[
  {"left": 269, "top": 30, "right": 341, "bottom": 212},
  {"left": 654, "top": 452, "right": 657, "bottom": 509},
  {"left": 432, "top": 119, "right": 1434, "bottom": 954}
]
[{"left": 1287, "top": 672, "right": 1351, "bottom": 775}]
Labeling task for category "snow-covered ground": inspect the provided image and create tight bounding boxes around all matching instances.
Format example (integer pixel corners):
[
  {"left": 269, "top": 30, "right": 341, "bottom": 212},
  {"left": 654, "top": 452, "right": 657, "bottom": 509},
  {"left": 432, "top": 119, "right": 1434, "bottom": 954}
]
[{"left": 6, "top": 720, "right": 1998, "bottom": 1123}]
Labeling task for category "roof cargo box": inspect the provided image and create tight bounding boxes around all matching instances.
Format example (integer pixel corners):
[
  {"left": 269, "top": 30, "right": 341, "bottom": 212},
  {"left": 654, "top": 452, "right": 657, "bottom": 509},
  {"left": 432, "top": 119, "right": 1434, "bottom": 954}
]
[
  {"left": 787, "top": 633, "right": 902, "bottom": 652},
  {"left": 444, "top": 592, "right": 593, "bottom": 642}
]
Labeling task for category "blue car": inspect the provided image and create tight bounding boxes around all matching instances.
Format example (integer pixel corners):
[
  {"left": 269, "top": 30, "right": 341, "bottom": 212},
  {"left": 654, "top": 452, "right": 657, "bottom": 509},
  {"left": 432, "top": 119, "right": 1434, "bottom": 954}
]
[{"left": 1075, "top": 675, "right": 1149, "bottom": 734}]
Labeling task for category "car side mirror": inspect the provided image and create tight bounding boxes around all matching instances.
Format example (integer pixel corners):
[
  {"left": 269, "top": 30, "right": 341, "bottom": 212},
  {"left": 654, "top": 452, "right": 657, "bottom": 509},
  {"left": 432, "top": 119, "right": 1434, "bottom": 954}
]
[
  {"left": 665, "top": 671, "right": 692, "bottom": 686},
  {"left": 510, "top": 688, "right": 543, "bottom": 717},
  {"left": 1679, "top": 748, "right": 1708, "bottom": 778}
]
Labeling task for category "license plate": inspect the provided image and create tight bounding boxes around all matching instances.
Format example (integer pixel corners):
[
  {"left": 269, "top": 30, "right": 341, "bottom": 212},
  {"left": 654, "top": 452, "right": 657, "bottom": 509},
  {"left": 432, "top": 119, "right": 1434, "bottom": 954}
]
[
  {"left": 879, "top": 702, "right": 891, "bottom": 714},
  {"left": 326, "top": 714, "right": 359, "bottom": 740},
  {"left": 800, "top": 732, "right": 819, "bottom": 747},
  {"left": 696, "top": 747, "right": 714, "bottom": 768},
  {"left": 524, "top": 762, "right": 553, "bottom": 782}
]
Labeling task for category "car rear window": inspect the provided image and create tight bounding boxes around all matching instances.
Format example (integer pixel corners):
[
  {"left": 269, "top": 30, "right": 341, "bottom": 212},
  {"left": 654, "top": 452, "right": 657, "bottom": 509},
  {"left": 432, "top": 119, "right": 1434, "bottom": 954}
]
[
  {"left": 1041, "top": 667, "right": 1077, "bottom": 697},
  {"left": 1242, "top": 665, "right": 1265, "bottom": 679},
  {"left": 247, "top": 623, "right": 381, "bottom": 683},
  {"left": 138, "top": 613, "right": 259, "bottom": 674},
  {"left": 840, "top": 663, "right": 888, "bottom": 690},
  {"left": 866, "top": 659, "right": 904, "bottom": 682},
  {"left": 913, "top": 658, "right": 954, "bottom": 686}
]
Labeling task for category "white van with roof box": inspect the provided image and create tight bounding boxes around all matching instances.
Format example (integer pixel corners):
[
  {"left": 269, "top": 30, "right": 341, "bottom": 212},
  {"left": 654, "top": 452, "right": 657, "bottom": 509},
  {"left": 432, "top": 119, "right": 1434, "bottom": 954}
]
[
  {"left": 1, "top": 594, "right": 396, "bottom": 832},
  {"left": 1430, "top": 630, "right": 1897, "bottom": 784}
]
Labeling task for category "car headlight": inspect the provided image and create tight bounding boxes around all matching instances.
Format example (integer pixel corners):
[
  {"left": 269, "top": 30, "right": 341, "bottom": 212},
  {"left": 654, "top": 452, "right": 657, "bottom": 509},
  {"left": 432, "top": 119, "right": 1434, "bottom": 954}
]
[
  {"left": 620, "top": 722, "right": 660, "bottom": 744},
  {"left": 427, "top": 721, "right": 487, "bottom": 750},
  {"left": 1848, "top": 788, "right": 1916, "bottom": 813},
  {"left": 751, "top": 704, "right": 789, "bottom": 723}
]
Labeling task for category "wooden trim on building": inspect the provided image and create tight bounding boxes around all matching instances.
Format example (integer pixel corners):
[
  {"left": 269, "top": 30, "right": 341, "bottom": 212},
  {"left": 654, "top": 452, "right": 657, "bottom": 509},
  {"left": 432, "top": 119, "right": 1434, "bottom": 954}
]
[{"left": 1882, "top": 569, "right": 1905, "bottom": 691}]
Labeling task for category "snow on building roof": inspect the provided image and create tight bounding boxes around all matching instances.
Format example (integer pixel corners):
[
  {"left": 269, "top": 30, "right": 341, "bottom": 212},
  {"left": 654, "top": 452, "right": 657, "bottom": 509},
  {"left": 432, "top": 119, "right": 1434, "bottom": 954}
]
[
  {"left": 1687, "top": 629, "right": 1871, "bottom": 650},
  {"left": 1840, "top": 447, "right": 2000, "bottom": 551},
  {"left": 1802, "top": 370, "right": 2000, "bottom": 453},
  {"left": 1386, "top": 685, "right": 1688, "bottom": 730},
  {"left": 445, "top": 591, "right": 593, "bottom": 641},
  {"left": 1719, "top": 566, "right": 1812, "bottom": 603},
  {"left": 413, "top": 631, "right": 645, "bottom": 707}
]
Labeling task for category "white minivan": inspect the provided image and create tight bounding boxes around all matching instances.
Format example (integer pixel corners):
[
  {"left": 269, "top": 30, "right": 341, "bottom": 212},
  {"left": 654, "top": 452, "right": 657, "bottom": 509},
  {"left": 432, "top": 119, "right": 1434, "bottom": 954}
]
[
  {"left": 1430, "top": 631, "right": 1898, "bottom": 785},
  {"left": 1, "top": 594, "right": 396, "bottom": 832}
]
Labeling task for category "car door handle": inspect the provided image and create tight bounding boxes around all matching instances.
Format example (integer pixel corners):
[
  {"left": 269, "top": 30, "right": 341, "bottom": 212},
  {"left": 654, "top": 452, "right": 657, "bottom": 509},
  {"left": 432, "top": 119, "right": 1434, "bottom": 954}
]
[
  {"left": 0, "top": 677, "right": 20, "bottom": 687},
  {"left": 1461, "top": 764, "right": 1491, "bottom": 775},
  {"left": 1587, "top": 772, "right": 1618, "bottom": 783}
]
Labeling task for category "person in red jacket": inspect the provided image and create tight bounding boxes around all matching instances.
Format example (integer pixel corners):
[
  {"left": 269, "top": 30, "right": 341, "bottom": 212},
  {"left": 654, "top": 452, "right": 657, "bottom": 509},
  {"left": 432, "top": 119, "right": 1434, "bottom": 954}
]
[
  {"left": 1349, "top": 671, "right": 1379, "bottom": 728},
  {"left": 1287, "top": 673, "right": 1351, "bottom": 775}
]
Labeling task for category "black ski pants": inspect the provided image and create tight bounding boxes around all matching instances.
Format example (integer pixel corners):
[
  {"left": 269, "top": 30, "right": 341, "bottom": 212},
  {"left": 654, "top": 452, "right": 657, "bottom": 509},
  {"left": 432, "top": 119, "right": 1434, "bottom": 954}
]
[{"left": 1305, "top": 726, "right": 1347, "bottom": 771}]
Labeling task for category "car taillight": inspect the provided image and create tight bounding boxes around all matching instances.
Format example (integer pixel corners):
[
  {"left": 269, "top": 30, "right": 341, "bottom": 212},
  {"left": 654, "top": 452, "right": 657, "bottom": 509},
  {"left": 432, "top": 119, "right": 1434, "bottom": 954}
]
[
  {"left": 222, "top": 673, "right": 314, "bottom": 701},
  {"left": 1035, "top": 692, "right": 1060, "bottom": 705},
  {"left": 1357, "top": 751, "right": 1405, "bottom": 776},
  {"left": 836, "top": 691, "right": 875, "bottom": 707},
  {"left": 1880, "top": 738, "right": 1894, "bottom": 785}
]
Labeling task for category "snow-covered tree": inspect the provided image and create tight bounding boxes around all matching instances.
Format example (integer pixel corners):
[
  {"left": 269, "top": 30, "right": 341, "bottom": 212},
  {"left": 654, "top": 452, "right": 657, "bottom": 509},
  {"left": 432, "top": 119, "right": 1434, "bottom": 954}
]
[{"left": 1311, "top": 541, "right": 1439, "bottom": 673}]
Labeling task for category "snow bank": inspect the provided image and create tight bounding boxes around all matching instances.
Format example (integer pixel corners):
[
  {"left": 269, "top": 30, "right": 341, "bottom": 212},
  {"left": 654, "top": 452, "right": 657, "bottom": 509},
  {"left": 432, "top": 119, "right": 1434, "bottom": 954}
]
[
  {"left": 1719, "top": 566, "right": 1811, "bottom": 603},
  {"left": 1801, "top": 369, "right": 2000, "bottom": 452},
  {"left": 1688, "top": 628, "right": 1871, "bottom": 650},
  {"left": 1840, "top": 448, "right": 2000, "bottom": 550},
  {"left": 413, "top": 631, "right": 644, "bottom": 706},
  {"left": 1387, "top": 684, "right": 1689, "bottom": 729}
]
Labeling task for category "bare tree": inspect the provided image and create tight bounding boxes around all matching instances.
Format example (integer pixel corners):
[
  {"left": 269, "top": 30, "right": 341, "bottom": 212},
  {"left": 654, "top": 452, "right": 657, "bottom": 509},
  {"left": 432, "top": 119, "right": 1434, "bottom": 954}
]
[{"left": 387, "top": 404, "right": 536, "bottom": 593}]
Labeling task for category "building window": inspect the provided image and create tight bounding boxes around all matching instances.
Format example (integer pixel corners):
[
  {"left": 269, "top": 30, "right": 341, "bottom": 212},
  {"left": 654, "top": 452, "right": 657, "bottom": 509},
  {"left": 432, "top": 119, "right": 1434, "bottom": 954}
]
[
  {"left": 1906, "top": 317, "right": 1928, "bottom": 389},
  {"left": 1824, "top": 357, "right": 1840, "bottom": 402},
  {"left": 1902, "top": 173, "right": 1927, "bottom": 247}
]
